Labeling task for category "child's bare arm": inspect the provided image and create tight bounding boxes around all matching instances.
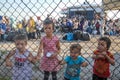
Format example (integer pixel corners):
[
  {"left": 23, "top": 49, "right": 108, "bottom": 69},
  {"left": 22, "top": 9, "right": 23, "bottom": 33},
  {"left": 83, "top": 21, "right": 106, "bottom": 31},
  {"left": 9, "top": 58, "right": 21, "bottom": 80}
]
[
  {"left": 59, "top": 60, "right": 66, "bottom": 65},
  {"left": 92, "top": 54, "right": 97, "bottom": 59},
  {"left": 5, "top": 50, "right": 15, "bottom": 67},
  {"left": 51, "top": 40, "right": 61, "bottom": 58},
  {"left": 28, "top": 52, "right": 36, "bottom": 63},
  {"left": 92, "top": 54, "right": 105, "bottom": 59},
  {"left": 56, "top": 40, "right": 60, "bottom": 53},
  {"left": 105, "top": 55, "right": 115, "bottom": 65},
  {"left": 36, "top": 40, "right": 43, "bottom": 60},
  {"left": 101, "top": 52, "right": 115, "bottom": 65},
  {"left": 81, "top": 62, "right": 88, "bottom": 67}
]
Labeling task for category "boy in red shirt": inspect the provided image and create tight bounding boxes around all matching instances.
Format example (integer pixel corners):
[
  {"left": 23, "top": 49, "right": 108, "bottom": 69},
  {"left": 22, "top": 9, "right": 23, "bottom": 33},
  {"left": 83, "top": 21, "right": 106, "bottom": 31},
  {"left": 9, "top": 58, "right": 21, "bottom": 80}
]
[{"left": 92, "top": 37, "right": 115, "bottom": 80}]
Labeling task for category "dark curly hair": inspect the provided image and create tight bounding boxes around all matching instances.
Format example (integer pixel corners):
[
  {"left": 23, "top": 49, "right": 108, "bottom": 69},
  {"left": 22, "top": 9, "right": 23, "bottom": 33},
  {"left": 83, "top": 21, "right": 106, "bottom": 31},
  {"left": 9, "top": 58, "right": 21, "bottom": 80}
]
[
  {"left": 43, "top": 19, "right": 54, "bottom": 30},
  {"left": 14, "top": 34, "right": 28, "bottom": 42},
  {"left": 70, "top": 44, "right": 82, "bottom": 55},
  {"left": 99, "top": 37, "right": 111, "bottom": 50}
]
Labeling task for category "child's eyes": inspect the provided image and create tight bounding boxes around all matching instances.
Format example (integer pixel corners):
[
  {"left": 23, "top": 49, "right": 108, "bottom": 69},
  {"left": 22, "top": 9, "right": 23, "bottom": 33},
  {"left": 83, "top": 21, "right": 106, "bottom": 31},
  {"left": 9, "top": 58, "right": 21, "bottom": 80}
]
[
  {"left": 16, "top": 43, "right": 24, "bottom": 45},
  {"left": 98, "top": 43, "right": 105, "bottom": 46},
  {"left": 70, "top": 52, "right": 79, "bottom": 54},
  {"left": 45, "top": 27, "right": 51, "bottom": 29}
]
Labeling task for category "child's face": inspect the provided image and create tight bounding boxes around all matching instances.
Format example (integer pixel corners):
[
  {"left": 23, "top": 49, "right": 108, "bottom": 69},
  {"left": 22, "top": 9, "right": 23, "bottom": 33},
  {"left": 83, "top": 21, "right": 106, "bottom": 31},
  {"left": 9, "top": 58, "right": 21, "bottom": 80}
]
[
  {"left": 70, "top": 48, "right": 80, "bottom": 60},
  {"left": 97, "top": 40, "right": 107, "bottom": 52},
  {"left": 44, "top": 24, "right": 53, "bottom": 36},
  {"left": 15, "top": 40, "right": 27, "bottom": 52}
]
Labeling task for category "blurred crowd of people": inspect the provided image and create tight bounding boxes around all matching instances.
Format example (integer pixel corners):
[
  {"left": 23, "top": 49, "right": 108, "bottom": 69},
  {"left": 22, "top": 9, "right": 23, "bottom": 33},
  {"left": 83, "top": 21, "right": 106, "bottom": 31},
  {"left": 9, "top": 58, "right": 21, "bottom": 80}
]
[
  {"left": 59, "top": 14, "right": 120, "bottom": 36},
  {"left": 0, "top": 14, "right": 120, "bottom": 41},
  {"left": 0, "top": 16, "right": 43, "bottom": 41}
]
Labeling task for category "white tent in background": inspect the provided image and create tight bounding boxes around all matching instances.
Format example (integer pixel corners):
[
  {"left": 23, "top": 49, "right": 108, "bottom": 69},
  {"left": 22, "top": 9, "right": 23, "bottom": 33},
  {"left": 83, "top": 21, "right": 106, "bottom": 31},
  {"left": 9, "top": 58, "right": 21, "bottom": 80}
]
[{"left": 103, "top": 0, "right": 120, "bottom": 10}]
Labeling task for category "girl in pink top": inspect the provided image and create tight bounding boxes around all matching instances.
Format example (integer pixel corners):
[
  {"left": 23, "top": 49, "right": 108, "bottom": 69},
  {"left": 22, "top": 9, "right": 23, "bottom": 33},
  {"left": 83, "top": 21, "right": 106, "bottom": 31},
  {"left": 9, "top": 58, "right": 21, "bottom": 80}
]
[{"left": 36, "top": 19, "right": 61, "bottom": 80}]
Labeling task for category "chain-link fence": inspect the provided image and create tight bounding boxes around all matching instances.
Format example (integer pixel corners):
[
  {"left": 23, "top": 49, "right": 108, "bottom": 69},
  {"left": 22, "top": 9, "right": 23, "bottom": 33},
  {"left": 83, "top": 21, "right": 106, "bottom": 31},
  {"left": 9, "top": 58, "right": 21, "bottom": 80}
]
[{"left": 0, "top": 0, "right": 120, "bottom": 80}]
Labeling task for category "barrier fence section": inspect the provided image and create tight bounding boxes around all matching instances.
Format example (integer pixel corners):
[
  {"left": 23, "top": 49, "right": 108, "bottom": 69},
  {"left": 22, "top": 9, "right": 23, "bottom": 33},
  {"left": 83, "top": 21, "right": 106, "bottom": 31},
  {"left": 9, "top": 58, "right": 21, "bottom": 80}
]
[{"left": 0, "top": 0, "right": 120, "bottom": 80}]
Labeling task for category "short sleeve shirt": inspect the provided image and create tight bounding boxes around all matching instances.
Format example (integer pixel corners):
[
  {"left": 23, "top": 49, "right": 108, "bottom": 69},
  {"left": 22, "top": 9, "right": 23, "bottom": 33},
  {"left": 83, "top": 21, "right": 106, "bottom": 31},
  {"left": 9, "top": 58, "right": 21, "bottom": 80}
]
[{"left": 64, "top": 56, "right": 85, "bottom": 80}]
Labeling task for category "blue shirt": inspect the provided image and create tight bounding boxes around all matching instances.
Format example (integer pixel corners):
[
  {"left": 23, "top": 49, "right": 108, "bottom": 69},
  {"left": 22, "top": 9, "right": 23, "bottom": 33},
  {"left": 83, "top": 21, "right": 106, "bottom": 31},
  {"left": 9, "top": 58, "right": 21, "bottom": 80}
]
[
  {"left": 64, "top": 56, "right": 85, "bottom": 80},
  {"left": 0, "top": 23, "right": 6, "bottom": 33}
]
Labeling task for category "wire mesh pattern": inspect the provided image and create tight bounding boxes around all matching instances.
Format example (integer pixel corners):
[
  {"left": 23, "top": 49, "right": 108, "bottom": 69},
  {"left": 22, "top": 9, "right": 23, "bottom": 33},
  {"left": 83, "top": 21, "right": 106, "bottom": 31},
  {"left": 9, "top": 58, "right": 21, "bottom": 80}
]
[{"left": 0, "top": 0, "right": 120, "bottom": 80}]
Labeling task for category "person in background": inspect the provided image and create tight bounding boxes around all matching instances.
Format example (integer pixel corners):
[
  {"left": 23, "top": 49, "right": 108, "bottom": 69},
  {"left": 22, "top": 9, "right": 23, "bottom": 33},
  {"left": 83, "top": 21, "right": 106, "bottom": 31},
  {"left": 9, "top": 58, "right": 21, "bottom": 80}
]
[
  {"left": 27, "top": 17, "right": 36, "bottom": 39},
  {"left": 0, "top": 16, "right": 7, "bottom": 41}
]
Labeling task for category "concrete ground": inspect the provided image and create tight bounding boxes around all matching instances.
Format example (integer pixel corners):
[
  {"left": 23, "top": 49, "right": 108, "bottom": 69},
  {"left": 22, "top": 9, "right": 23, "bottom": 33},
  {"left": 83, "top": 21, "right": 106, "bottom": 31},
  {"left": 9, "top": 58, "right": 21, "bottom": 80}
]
[{"left": 0, "top": 34, "right": 120, "bottom": 80}]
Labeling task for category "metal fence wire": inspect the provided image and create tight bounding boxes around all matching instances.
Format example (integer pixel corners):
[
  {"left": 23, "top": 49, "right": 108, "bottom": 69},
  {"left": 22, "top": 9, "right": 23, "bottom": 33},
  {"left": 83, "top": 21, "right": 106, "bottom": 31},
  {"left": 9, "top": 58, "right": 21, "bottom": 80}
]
[{"left": 0, "top": 0, "right": 120, "bottom": 80}]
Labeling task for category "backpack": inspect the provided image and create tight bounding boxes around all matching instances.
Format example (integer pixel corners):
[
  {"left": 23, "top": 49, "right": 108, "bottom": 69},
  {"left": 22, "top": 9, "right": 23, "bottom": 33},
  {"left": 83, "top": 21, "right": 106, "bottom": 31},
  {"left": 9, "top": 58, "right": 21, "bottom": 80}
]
[
  {"left": 81, "top": 32, "right": 90, "bottom": 41},
  {"left": 66, "top": 32, "right": 73, "bottom": 41},
  {"left": 73, "top": 30, "right": 82, "bottom": 40}
]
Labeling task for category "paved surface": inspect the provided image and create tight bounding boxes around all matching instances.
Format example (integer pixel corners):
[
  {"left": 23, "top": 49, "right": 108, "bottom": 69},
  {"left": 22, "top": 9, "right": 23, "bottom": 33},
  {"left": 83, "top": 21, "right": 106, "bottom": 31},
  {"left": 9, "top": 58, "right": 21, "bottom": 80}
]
[{"left": 0, "top": 34, "right": 120, "bottom": 80}]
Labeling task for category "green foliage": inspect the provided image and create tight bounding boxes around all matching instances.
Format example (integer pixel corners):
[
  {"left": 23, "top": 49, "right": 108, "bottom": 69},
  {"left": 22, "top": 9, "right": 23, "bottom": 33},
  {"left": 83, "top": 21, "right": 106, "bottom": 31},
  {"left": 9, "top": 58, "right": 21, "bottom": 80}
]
[
  {"left": 0, "top": 77, "right": 11, "bottom": 80},
  {"left": 0, "top": 50, "right": 8, "bottom": 54}
]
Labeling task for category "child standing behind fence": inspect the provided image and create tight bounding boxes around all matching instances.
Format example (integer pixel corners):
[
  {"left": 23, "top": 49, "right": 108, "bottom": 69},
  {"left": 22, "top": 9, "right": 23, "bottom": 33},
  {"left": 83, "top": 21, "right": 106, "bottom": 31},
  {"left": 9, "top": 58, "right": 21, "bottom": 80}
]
[
  {"left": 60, "top": 44, "right": 88, "bottom": 80},
  {"left": 35, "top": 19, "right": 61, "bottom": 80},
  {"left": 92, "top": 37, "right": 115, "bottom": 80},
  {"left": 5, "top": 34, "right": 35, "bottom": 80}
]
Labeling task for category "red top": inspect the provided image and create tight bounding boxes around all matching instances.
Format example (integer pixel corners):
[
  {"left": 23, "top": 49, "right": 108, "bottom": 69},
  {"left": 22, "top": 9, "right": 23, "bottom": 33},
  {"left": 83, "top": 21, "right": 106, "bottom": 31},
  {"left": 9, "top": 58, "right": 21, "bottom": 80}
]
[{"left": 93, "top": 50, "right": 114, "bottom": 78}]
